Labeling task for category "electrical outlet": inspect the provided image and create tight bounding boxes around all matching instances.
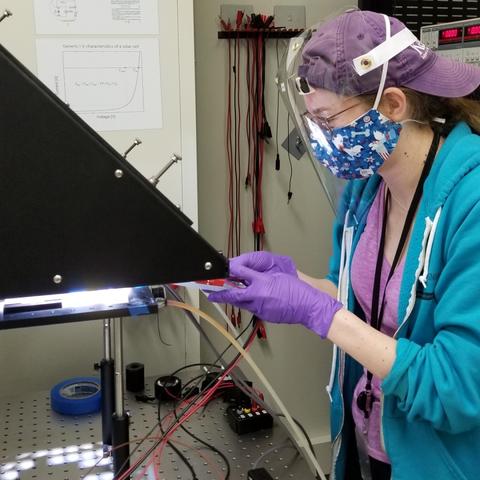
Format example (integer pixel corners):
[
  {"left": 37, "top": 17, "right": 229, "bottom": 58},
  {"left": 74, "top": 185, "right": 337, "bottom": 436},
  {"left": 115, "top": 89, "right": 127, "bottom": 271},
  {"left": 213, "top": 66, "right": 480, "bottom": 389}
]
[
  {"left": 273, "top": 5, "right": 306, "bottom": 29},
  {"left": 220, "top": 4, "right": 254, "bottom": 25},
  {"left": 281, "top": 128, "right": 306, "bottom": 160}
]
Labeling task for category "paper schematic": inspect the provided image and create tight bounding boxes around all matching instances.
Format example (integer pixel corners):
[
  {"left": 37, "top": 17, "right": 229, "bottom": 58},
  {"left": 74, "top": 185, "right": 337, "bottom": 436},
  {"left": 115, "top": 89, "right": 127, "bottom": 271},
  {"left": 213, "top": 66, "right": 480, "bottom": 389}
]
[
  {"left": 34, "top": 0, "right": 159, "bottom": 34},
  {"left": 36, "top": 38, "right": 163, "bottom": 131}
]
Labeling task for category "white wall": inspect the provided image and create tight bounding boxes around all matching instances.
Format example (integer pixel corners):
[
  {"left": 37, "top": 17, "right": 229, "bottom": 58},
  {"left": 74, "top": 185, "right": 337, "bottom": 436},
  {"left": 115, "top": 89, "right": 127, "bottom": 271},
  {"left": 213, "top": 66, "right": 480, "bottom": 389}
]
[
  {"left": 0, "top": 0, "right": 201, "bottom": 396},
  {"left": 0, "top": 0, "right": 357, "bottom": 471},
  {"left": 194, "top": 0, "right": 356, "bottom": 470}
]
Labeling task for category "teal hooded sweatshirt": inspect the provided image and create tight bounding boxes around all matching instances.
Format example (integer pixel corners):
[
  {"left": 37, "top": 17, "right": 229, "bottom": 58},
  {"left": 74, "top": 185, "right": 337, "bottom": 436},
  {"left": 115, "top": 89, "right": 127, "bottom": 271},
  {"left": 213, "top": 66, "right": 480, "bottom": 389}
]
[{"left": 326, "top": 122, "right": 480, "bottom": 480}]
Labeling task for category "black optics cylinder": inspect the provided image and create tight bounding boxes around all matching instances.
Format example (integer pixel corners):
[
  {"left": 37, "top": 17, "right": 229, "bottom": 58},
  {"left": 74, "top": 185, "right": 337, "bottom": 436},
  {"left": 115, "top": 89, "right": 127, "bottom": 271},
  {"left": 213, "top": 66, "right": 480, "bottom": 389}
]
[
  {"left": 154, "top": 375, "right": 182, "bottom": 401},
  {"left": 100, "top": 358, "right": 115, "bottom": 445},
  {"left": 126, "top": 362, "right": 144, "bottom": 393},
  {"left": 112, "top": 413, "right": 130, "bottom": 478}
]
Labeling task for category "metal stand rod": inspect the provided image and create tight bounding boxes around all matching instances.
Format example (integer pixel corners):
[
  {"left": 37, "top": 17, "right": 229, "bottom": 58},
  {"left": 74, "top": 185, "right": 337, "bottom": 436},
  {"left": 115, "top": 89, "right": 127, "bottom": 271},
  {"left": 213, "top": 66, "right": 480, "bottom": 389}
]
[
  {"left": 149, "top": 153, "right": 182, "bottom": 186},
  {"left": 112, "top": 317, "right": 130, "bottom": 478},
  {"left": 100, "top": 319, "right": 115, "bottom": 446},
  {"left": 113, "top": 317, "right": 125, "bottom": 415},
  {"left": 0, "top": 9, "right": 12, "bottom": 23},
  {"left": 104, "top": 318, "right": 112, "bottom": 359}
]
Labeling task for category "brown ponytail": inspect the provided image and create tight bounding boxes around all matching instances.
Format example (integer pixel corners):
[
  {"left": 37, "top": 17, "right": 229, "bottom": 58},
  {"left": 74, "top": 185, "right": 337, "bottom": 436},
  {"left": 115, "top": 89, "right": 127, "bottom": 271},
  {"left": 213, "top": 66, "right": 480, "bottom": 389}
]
[
  {"left": 401, "top": 88, "right": 480, "bottom": 132},
  {"left": 362, "top": 88, "right": 480, "bottom": 132}
]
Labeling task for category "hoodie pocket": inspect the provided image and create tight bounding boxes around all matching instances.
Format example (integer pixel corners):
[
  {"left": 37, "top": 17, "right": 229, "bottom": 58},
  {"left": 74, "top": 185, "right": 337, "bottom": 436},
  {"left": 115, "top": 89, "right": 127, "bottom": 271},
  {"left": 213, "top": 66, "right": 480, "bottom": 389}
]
[{"left": 428, "top": 428, "right": 468, "bottom": 480}]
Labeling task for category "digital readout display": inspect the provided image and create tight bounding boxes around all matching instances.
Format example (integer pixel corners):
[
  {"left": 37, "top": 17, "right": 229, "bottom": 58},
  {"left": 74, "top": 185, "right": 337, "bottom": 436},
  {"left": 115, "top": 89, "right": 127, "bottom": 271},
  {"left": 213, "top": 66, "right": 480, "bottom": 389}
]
[
  {"left": 465, "top": 24, "right": 480, "bottom": 41},
  {"left": 439, "top": 24, "right": 480, "bottom": 44},
  {"left": 439, "top": 27, "right": 462, "bottom": 44}
]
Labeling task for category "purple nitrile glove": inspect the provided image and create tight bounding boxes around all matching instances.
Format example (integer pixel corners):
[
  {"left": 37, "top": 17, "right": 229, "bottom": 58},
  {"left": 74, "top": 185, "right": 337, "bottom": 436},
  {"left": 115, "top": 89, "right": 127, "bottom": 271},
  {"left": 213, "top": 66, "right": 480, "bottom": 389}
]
[
  {"left": 229, "top": 251, "right": 297, "bottom": 278},
  {"left": 209, "top": 264, "right": 343, "bottom": 339}
]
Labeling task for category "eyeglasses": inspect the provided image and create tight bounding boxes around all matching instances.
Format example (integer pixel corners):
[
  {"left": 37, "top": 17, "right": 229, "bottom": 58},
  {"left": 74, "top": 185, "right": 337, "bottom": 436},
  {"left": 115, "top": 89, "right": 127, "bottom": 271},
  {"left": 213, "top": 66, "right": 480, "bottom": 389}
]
[{"left": 302, "top": 102, "right": 362, "bottom": 133}]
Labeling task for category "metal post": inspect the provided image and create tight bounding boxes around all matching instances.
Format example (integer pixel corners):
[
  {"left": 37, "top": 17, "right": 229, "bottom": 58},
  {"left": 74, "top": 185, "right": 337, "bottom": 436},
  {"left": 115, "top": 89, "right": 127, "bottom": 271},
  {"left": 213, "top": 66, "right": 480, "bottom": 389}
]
[
  {"left": 149, "top": 153, "right": 182, "bottom": 186},
  {"left": 113, "top": 318, "right": 125, "bottom": 415},
  {"left": 0, "top": 9, "right": 12, "bottom": 23},
  {"left": 104, "top": 318, "right": 112, "bottom": 359},
  {"left": 112, "top": 317, "right": 130, "bottom": 478},
  {"left": 100, "top": 319, "right": 115, "bottom": 446}
]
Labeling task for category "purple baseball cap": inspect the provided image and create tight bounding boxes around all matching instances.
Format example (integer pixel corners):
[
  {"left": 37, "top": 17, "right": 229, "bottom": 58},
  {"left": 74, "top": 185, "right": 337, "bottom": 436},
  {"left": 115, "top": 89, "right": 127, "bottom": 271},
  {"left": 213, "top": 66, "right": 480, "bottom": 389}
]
[{"left": 298, "top": 10, "right": 480, "bottom": 98}]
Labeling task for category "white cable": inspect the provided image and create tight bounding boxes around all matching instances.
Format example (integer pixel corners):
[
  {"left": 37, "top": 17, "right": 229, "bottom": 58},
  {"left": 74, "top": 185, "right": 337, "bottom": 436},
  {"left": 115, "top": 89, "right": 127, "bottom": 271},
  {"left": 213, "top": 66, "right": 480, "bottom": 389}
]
[
  {"left": 199, "top": 289, "right": 240, "bottom": 338},
  {"left": 252, "top": 442, "right": 295, "bottom": 469},
  {"left": 168, "top": 300, "right": 328, "bottom": 480}
]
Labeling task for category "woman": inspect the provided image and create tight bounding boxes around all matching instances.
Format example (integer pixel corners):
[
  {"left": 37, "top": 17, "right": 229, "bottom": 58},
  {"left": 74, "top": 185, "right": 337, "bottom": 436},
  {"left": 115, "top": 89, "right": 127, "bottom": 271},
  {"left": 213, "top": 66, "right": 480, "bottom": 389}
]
[{"left": 209, "top": 9, "right": 480, "bottom": 480}]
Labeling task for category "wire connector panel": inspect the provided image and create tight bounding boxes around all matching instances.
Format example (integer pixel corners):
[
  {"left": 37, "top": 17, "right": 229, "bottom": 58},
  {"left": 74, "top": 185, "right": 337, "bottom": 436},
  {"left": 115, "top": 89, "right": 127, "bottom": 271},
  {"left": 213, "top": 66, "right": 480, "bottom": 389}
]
[{"left": 226, "top": 405, "right": 273, "bottom": 435}]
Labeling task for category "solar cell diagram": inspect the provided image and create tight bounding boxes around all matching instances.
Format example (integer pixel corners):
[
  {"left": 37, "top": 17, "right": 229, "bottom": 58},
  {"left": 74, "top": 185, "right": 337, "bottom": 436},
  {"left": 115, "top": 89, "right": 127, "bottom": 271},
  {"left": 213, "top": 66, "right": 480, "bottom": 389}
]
[
  {"left": 62, "top": 49, "right": 145, "bottom": 114},
  {"left": 51, "top": 0, "right": 78, "bottom": 22}
]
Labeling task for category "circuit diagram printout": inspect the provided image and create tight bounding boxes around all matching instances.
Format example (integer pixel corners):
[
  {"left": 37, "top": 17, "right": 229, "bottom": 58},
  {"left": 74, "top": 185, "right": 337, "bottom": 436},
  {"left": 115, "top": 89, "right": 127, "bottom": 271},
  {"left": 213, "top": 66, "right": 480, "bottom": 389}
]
[
  {"left": 34, "top": 0, "right": 159, "bottom": 34},
  {"left": 36, "top": 39, "right": 163, "bottom": 131}
]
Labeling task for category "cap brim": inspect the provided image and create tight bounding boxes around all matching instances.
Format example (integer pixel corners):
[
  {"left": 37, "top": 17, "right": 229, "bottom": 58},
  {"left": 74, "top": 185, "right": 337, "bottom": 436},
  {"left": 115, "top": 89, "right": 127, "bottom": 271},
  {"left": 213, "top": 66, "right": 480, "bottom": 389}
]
[{"left": 404, "top": 54, "right": 480, "bottom": 98}]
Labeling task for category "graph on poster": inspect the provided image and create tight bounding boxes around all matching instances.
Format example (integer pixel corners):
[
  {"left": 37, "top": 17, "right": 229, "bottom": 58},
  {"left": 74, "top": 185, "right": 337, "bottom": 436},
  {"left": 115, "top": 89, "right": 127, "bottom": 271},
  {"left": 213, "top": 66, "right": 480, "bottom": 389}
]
[
  {"left": 62, "top": 50, "right": 144, "bottom": 114},
  {"left": 36, "top": 38, "right": 162, "bottom": 131}
]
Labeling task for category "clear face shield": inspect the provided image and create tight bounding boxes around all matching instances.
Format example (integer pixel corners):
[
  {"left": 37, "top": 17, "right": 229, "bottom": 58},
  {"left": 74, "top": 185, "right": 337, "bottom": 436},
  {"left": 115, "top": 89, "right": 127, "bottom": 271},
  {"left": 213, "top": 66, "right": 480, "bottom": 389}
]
[
  {"left": 276, "top": 12, "right": 419, "bottom": 215},
  {"left": 276, "top": 30, "right": 347, "bottom": 215}
]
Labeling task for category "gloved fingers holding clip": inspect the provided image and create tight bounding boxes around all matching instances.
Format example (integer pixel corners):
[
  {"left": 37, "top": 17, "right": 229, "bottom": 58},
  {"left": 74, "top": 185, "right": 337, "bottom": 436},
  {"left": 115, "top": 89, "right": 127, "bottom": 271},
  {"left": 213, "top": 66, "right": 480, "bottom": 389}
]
[
  {"left": 208, "top": 264, "right": 263, "bottom": 307},
  {"left": 208, "top": 263, "right": 343, "bottom": 339},
  {"left": 230, "top": 251, "right": 298, "bottom": 277}
]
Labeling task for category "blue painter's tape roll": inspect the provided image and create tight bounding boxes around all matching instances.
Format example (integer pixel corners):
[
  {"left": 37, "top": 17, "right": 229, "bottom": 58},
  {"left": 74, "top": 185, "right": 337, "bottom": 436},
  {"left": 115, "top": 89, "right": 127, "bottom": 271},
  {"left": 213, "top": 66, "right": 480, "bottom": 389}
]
[{"left": 50, "top": 377, "right": 101, "bottom": 415}]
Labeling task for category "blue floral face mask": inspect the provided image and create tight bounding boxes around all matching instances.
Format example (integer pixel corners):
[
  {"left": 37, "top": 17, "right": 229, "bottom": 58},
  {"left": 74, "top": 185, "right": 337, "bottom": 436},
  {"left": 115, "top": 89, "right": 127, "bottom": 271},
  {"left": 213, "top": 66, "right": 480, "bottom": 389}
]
[{"left": 304, "top": 108, "right": 402, "bottom": 180}]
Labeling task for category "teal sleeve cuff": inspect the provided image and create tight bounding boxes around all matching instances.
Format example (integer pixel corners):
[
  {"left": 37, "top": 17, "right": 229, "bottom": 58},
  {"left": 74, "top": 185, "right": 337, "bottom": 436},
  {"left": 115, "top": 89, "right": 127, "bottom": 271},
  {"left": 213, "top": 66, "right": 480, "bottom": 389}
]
[{"left": 381, "top": 338, "right": 421, "bottom": 401}]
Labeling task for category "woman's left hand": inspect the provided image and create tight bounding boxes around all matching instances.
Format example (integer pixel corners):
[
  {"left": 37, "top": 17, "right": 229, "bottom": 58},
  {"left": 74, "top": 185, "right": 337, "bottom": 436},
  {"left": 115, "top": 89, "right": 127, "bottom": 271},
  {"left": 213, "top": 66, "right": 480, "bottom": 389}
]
[{"left": 208, "top": 264, "right": 343, "bottom": 338}]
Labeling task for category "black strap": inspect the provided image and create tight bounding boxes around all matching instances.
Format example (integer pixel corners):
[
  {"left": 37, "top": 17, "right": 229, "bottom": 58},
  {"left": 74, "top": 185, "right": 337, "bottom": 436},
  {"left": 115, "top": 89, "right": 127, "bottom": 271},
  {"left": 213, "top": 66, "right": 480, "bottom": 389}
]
[{"left": 365, "top": 129, "right": 441, "bottom": 390}]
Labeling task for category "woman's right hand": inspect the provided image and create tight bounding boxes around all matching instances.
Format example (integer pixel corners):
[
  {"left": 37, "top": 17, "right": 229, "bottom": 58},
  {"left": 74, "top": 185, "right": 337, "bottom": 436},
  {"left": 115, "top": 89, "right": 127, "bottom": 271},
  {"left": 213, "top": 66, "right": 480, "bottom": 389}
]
[{"left": 229, "top": 251, "right": 297, "bottom": 277}]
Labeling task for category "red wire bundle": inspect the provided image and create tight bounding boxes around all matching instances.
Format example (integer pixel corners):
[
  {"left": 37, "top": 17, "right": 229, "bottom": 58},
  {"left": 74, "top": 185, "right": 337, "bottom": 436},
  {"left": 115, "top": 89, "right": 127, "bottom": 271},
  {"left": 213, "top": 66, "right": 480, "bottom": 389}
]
[
  {"left": 114, "top": 324, "right": 259, "bottom": 480},
  {"left": 224, "top": 13, "right": 269, "bottom": 258}
]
